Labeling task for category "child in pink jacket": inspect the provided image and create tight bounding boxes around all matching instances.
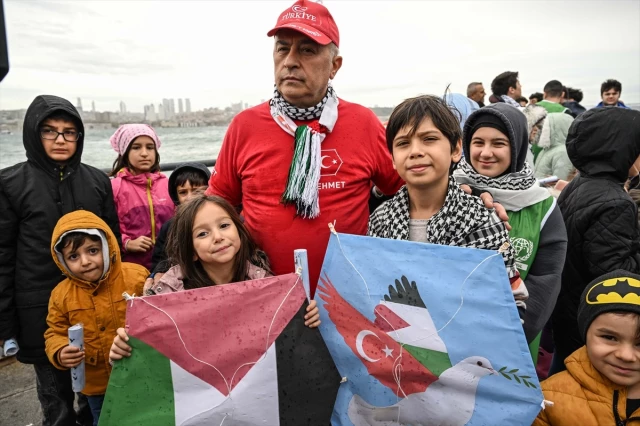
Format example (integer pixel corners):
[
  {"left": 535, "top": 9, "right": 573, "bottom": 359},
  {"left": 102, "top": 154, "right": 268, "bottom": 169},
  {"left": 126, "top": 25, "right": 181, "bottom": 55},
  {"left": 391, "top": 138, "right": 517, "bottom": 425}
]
[{"left": 109, "top": 124, "right": 174, "bottom": 269}]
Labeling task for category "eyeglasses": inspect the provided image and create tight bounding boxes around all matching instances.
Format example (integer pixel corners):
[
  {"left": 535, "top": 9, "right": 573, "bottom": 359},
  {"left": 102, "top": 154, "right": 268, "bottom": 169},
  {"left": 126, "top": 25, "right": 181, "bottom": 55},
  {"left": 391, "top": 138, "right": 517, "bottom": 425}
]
[{"left": 40, "top": 129, "right": 81, "bottom": 142}]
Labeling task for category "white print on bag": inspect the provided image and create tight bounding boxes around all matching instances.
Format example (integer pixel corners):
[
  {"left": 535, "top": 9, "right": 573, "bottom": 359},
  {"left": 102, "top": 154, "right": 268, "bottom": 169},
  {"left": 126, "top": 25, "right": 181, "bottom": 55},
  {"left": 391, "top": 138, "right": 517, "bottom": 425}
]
[
  {"left": 513, "top": 238, "right": 534, "bottom": 271},
  {"left": 320, "top": 149, "right": 343, "bottom": 177}
]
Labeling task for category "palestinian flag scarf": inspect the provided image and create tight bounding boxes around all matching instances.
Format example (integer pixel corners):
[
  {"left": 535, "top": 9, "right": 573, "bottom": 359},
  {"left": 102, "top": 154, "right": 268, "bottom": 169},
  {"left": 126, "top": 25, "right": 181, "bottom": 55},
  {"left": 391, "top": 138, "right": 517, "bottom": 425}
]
[{"left": 270, "top": 86, "right": 339, "bottom": 219}]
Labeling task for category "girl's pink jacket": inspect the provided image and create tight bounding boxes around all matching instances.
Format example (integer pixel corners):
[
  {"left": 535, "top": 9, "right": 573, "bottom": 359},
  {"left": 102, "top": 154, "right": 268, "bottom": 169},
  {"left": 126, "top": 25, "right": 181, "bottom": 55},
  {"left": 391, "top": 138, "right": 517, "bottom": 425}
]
[{"left": 111, "top": 168, "right": 174, "bottom": 270}]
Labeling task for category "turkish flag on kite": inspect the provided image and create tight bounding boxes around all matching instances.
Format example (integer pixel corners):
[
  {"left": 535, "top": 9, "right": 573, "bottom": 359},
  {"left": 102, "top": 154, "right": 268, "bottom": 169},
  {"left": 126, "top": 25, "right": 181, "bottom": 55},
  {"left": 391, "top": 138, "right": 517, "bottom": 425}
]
[{"left": 317, "top": 274, "right": 438, "bottom": 396}]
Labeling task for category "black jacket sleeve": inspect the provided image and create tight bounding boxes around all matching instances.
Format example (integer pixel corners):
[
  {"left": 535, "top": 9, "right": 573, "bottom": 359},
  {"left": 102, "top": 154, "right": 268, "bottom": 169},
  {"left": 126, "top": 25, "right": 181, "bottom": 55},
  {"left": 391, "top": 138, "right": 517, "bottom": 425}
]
[
  {"left": 101, "top": 175, "right": 122, "bottom": 249},
  {"left": 522, "top": 205, "right": 567, "bottom": 342},
  {"left": 0, "top": 180, "right": 18, "bottom": 340},
  {"left": 151, "top": 220, "right": 171, "bottom": 272},
  {"left": 584, "top": 199, "right": 640, "bottom": 276}
]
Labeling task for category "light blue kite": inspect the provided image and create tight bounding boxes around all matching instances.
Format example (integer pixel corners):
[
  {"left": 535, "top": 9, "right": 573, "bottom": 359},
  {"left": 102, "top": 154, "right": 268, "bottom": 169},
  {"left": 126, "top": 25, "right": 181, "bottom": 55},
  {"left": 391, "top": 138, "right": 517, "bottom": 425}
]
[{"left": 317, "top": 232, "right": 544, "bottom": 426}]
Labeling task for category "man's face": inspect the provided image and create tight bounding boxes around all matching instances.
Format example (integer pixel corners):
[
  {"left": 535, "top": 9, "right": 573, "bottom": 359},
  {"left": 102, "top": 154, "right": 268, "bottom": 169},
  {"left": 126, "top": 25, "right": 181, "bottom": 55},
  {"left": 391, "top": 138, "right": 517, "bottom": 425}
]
[
  {"left": 470, "top": 85, "right": 486, "bottom": 104},
  {"left": 586, "top": 313, "right": 640, "bottom": 390},
  {"left": 602, "top": 89, "right": 621, "bottom": 106},
  {"left": 273, "top": 29, "right": 342, "bottom": 108},
  {"left": 40, "top": 118, "right": 78, "bottom": 164},
  {"left": 529, "top": 97, "right": 538, "bottom": 105},
  {"left": 509, "top": 81, "right": 522, "bottom": 99}
]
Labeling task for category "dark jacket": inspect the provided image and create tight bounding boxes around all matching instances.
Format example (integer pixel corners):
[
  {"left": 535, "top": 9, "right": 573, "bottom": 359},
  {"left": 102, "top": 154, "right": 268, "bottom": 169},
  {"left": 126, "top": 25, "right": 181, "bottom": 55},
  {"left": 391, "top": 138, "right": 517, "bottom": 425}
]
[
  {"left": 552, "top": 107, "right": 640, "bottom": 364},
  {"left": 0, "top": 95, "right": 121, "bottom": 364},
  {"left": 562, "top": 101, "right": 587, "bottom": 118},
  {"left": 150, "top": 162, "right": 211, "bottom": 271}
]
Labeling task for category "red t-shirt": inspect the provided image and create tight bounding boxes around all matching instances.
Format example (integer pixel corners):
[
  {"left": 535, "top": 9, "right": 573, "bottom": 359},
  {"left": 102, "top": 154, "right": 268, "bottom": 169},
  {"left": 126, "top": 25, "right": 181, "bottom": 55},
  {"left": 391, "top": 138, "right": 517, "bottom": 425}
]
[{"left": 207, "top": 100, "right": 403, "bottom": 295}]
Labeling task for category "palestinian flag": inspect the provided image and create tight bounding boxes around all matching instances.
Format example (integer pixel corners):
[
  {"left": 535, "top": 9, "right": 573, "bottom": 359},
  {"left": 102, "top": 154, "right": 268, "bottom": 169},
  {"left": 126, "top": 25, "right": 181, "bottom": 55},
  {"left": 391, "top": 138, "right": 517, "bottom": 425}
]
[{"left": 99, "top": 273, "right": 340, "bottom": 426}]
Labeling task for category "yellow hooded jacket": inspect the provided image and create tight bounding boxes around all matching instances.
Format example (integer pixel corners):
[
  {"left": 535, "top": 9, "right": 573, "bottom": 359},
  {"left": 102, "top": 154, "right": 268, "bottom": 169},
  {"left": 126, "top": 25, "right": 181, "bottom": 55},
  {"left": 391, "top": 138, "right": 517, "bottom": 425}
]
[
  {"left": 44, "top": 210, "right": 148, "bottom": 395},
  {"left": 535, "top": 346, "right": 640, "bottom": 425}
]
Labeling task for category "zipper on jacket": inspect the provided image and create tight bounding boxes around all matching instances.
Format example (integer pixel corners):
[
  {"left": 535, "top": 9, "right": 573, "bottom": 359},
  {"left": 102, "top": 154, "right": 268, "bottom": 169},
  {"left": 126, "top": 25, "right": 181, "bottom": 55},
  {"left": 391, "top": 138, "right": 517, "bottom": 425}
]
[
  {"left": 612, "top": 390, "right": 640, "bottom": 425},
  {"left": 615, "top": 390, "right": 625, "bottom": 426},
  {"left": 147, "top": 177, "right": 156, "bottom": 243}
]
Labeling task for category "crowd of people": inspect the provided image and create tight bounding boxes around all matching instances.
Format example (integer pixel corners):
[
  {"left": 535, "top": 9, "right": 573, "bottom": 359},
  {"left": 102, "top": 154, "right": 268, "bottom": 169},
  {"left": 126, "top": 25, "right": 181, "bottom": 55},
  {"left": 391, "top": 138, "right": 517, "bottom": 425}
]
[{"left": 1, "top": 0, "right": 639, "bottom": 425}]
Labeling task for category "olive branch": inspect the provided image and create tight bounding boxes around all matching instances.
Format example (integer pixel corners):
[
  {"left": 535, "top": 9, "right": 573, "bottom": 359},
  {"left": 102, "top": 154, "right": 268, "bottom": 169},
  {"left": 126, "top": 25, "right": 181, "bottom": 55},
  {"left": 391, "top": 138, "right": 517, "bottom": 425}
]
[{"left": 497, "top": 366, "right": 537, "bottom": 389}]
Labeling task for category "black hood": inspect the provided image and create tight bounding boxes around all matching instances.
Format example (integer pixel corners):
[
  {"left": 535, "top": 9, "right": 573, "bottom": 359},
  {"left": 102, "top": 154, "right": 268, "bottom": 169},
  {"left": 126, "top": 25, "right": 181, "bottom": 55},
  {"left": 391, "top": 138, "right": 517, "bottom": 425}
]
[
  {"left": 463, "top": 103, "right": 529, "bottom": 173},
  {"left": 567, "top": 107, "right": 640, "bottom": 182},
  {"left": 23, "top": 95, "right": 85, "bottom": 175},
  {"left": 168, "top": 162, "right": 212, "bottom": 205}
]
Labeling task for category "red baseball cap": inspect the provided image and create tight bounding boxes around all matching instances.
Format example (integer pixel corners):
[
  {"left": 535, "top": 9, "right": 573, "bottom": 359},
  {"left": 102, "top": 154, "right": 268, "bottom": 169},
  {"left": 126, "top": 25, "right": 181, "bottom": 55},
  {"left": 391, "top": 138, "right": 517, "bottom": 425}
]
[{"left": 267, "top": 0, "right": 340, "bottom": 48}]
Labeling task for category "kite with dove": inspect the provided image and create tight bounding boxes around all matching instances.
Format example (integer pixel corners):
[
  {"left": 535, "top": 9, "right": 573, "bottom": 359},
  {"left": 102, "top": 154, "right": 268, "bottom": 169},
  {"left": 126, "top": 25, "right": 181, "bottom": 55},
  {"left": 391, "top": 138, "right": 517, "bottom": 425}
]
[{"left": 316, "top": 232, "right": 543, "bottom": 425}]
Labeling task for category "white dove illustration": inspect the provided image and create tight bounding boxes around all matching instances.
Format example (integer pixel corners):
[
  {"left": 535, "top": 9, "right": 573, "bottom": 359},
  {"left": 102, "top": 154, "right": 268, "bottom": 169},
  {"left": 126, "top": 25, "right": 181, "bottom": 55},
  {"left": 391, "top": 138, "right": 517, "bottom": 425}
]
[{"left": 347, "top": 356, "right": 497, "bottom": 426}]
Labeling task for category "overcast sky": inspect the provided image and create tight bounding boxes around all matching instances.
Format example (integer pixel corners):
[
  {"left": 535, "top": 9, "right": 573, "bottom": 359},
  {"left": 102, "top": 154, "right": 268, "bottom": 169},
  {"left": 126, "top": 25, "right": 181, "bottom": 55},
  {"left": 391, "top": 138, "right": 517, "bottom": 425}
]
[{"left": 1, "top": 0, "right": 639, "bottom": 113}]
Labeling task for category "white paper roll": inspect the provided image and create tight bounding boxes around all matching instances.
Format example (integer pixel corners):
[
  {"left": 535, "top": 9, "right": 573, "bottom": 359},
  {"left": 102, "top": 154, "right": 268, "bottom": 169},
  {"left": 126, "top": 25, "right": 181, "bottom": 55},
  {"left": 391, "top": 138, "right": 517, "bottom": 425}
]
[{"left": 68, "top": 323, "right": 85, "bottom": 392}]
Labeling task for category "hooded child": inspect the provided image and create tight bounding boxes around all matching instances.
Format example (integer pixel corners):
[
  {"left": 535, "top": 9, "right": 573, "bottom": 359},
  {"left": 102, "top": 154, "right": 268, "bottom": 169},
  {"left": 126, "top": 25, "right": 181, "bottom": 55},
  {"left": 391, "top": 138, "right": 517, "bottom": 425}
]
[
  {"left": 453, "top": 103, "right": 567, "bottom": 359},
  {"left": 109, "top": 124, "right": 174, "bottom": 270},
  {"left": 551, "top": 107, "right": 640, "bottom": 375},
  {"left": 367, "top": 95, "right": 528, "bottom": 322},
  {"left": 0, "top": 95, "right": 121, "bottom": 426},
  {"left": 150, "top": 162, "right": 211, "bottom": 272},
  {"left": 44, "top": 210, "right": 148, "bottom": 425},
  {"left": 535, "top": 271, "right": 640, "bottom": 425}
]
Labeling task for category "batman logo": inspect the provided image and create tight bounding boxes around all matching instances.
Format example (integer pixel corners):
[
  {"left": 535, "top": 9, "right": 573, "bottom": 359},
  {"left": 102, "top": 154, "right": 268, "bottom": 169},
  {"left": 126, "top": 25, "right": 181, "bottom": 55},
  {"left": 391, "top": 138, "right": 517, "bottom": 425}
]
[{"left": 586, "top": 277, "right": 640, "bottom": 305}]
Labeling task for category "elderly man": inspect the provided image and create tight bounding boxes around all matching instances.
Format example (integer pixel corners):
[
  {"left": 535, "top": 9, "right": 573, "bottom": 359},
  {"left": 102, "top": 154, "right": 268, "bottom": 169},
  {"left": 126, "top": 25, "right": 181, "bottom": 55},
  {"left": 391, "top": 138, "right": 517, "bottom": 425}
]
[
  {"left": 206, "top": 0, "right": 505, "bottom": 294},
  {"left": 466, "top": 82, "right": 486, "bottom": 108}
]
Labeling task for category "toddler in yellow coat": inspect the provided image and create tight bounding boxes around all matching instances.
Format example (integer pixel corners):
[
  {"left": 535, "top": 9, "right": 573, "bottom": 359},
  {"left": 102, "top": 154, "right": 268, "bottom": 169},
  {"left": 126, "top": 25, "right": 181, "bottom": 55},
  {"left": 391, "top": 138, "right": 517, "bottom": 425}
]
[
  {"left": 44, "top": 210, "right": 148, "bottom": 425},
  {"left": 535, "top": 270, "right": 640, "bottom": 425}
]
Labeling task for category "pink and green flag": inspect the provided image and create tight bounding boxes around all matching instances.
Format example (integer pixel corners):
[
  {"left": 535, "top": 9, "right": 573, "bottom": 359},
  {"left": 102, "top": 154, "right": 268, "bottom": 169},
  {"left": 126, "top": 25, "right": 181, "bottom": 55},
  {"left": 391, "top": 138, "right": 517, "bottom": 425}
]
[{"left": 99, "top": 273, "right": 340, "bottom": 425}]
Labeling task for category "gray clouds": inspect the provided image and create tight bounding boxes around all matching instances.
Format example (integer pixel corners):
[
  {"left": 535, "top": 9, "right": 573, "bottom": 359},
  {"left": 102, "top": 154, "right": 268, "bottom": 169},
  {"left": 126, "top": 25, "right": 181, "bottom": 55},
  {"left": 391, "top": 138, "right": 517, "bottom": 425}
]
[{"left": 1, "top": 0, "right": 638, "bottom": 112}]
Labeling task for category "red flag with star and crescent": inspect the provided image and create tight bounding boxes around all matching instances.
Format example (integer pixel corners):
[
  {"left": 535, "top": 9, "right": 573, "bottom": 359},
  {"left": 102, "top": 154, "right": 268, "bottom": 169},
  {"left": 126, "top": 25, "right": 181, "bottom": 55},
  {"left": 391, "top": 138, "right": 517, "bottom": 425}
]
[{"left": 317, "top": 274, "right": 438, "bottom": 396}]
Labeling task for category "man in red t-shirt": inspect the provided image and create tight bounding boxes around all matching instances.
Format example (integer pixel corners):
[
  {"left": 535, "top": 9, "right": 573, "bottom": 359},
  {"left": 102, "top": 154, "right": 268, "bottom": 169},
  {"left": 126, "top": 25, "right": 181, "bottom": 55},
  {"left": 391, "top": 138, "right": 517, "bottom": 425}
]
[{"left": 207, "top": 0, "right": 503, "bottom": 295}]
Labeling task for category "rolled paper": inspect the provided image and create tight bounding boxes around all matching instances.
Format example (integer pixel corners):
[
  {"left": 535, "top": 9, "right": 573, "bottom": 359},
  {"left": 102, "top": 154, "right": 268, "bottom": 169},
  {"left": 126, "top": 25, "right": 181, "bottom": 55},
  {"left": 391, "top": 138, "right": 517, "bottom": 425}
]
[
  {"left": 68, "top": 323, "right": 85, "bottom": 392},
  {"left": 3, "top": 338, "right": 19, "bottom": 357}
]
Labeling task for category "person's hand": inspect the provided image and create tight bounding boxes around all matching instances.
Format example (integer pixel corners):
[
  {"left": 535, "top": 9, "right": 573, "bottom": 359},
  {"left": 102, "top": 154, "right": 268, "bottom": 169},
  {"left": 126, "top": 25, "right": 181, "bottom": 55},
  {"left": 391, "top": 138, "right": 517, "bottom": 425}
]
[
  {"left": 460, "top": 185, "right": 511, "bottom": 230},
  {"left": 384, "top": 276, "right": 426, "bottom": 308},
  {"left": 143, "top": 272, "right": 165, "bottom": 293},
  {"left": 109, "top": 328, "right": 132, "bottom": 362},
  {"left": 59, "top": 345, "right": 84, "bottom": 368},
  {"left": 304, "top": 300, "right": 321, "bottom": 328},
  {"left": 126, "top": 236, "right": 153, "bottom": 253},
  {"left": 554, "top": 180, "right": 568, "bottom": 192}
]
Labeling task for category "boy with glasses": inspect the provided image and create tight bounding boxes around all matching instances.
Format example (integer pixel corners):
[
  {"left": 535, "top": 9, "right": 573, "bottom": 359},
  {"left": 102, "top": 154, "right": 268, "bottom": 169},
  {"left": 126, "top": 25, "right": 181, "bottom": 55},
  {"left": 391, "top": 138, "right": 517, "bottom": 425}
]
[{"left": 0, "top": 95, "right": 121, "bottom": 426}]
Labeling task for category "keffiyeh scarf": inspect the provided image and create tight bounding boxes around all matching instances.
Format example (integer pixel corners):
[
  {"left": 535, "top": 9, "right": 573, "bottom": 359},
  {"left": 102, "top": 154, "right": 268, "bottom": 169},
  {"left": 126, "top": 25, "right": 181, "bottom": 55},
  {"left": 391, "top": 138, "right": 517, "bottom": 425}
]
[
  {"left": 501, "top": 95, "right": 522, "bottom": 108},
  {"left": 453, "top": 158, "right": 550, "bottom": 211},
  {"left": 270, "top": 86, "right": 339, "bottom": 218},
  {"left": 368, "top": 178, "right": 505, "bottom": 250}
]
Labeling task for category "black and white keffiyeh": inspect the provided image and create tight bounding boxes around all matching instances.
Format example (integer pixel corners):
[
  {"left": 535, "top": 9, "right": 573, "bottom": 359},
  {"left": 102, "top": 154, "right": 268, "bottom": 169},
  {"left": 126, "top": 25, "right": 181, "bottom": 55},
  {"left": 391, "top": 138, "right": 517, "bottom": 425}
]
[
  {"left": 455, "top": 158, "right": 537, "bottom": 191},
  {"left": 453, "top": 158, "right": 550, "bottom": 211},
  {"left": 367, "top": 177, "right": 527, "bottom": 311},
  {"left": 270, "top": 86, "right": 339, "bottom": 219},
  {"left": 368, "top": 178, "right": 511, "bottom": 258}
]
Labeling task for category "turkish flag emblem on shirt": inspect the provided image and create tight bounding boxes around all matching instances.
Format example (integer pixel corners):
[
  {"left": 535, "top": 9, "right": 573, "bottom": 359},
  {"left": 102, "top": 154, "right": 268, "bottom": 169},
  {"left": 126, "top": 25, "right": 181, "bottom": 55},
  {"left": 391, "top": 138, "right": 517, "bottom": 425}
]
[{"left": 320, "top": 149, "right": 343, "bottom": 176}]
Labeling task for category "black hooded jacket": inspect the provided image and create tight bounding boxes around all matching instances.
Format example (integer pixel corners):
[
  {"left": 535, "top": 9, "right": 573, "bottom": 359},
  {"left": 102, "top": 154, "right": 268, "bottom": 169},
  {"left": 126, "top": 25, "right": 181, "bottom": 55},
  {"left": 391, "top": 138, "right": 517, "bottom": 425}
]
[
  {"left": 0, "top": 95, "right": 121, "bottom": 363},
  {"left": 150, "top": 163, "right": 211, "bottom": 271},
  {"left": 552, "top": 107, "right": 640, "bottom": 363}
]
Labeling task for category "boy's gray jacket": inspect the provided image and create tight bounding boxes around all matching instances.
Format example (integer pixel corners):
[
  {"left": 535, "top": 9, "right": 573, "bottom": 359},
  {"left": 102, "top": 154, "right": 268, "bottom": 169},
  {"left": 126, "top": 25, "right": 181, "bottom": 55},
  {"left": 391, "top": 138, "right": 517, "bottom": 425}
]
[{"left": 0, "top": 95, "right": 121, "bottom": 364}]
